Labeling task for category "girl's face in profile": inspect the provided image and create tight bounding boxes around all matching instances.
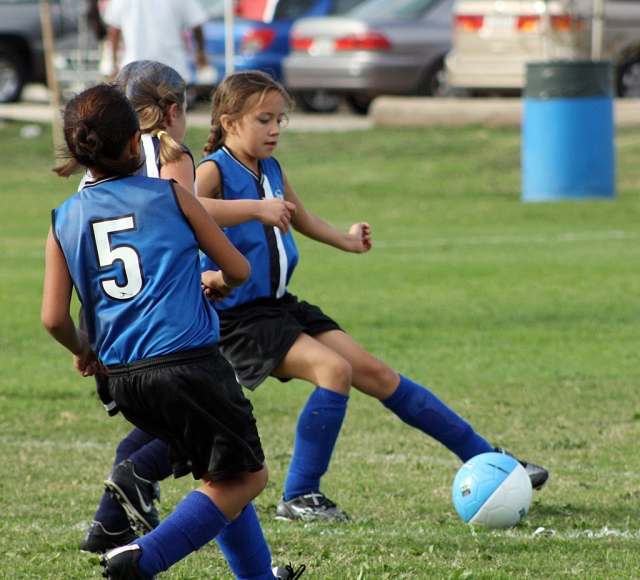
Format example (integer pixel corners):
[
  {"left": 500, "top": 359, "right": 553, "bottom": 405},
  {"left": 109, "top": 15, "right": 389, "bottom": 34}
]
[
  {"left": 167, "top": 97, "right": 188, "bottom": 143},
  {"left": 224, "top": 90, "right": 286, "bottom": 170}
]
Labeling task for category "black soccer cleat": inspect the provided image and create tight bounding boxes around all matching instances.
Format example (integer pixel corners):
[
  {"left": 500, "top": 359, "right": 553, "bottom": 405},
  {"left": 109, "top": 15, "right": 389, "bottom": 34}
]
[
  {"left": 272, "top": 563, "right": 307, "bottom": 579},
  {"left": 276, "top": 491, "right": 348, "bottom": 522},
  {"left": 80, "top": 520, "right": 137, "bottom": 554},
  {"left": 104, "top": 460, "right": 161, "bottom": 535},
  {"left": 100, "top": 544, "right": 154, "bottom": 580},
  {"left": 494, "top": 447, "right": 549, "bottom": 490}
]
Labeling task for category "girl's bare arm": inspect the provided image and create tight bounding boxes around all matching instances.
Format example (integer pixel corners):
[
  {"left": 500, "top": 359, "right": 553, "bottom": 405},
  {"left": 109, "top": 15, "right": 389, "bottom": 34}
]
[
  {"left": 285, "top": 170, "right": 372, "bottom": 254},
  {"left": 41, "top": 229, "right": 103, "bottom": 376},
  {"left": 196, "top": 161, "right": 296, "bottom": 233},
  {"left": 174, "top": 183, "right": 251, "bottom": 288},
  {"left": 160, "top": 154, "right": 197, "bottom": 195}
]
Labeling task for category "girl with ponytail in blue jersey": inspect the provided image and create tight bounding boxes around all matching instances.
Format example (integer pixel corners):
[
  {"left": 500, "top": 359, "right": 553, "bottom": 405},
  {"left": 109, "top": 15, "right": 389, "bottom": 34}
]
[
  {"left": 79, "top": 60, "right": 204, "bottom": 553},
  {"left": 194, "top": 70, "right": 549, "bottom": 523},
  {"left": 42, "top": 84, "right": 305, "bottom": 580}
]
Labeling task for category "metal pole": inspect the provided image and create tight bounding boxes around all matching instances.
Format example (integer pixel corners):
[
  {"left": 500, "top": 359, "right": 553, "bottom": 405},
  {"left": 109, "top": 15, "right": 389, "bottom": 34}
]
[
  {"left": 540, "top": 0, "right": 552, "bottom": 60},
  {"left": 224, "top": 0, "right": 235, "bottom": 76},
  {"left": 591, "top": 0, "right": 604, "bottom": 60}
]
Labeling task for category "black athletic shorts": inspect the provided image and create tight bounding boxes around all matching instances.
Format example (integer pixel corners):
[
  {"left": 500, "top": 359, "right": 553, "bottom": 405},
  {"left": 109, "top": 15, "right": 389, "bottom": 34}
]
[
  {"left": 217, "top": 292, "right": 342, "bottom": 390},
  {"left": 107, "top": 346, "right": 265, "bottom": 481},
  {"left": 79, "top": 307, "right": 118, "bottom": 416}
]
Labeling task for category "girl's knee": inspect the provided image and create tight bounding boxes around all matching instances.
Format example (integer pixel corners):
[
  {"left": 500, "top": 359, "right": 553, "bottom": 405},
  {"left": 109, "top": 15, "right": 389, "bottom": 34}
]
[
  {"left": 325, "top": 355, "right": 352, "bottom": 394},
  {"left": 354, "top": 360, "right": 399, "bottom": 398},
  {"left": 256, "top": 463, "right": 269, "bottom": 490},
  {"left": 246, "top": 463, "right": 269, "bottom": 497}
]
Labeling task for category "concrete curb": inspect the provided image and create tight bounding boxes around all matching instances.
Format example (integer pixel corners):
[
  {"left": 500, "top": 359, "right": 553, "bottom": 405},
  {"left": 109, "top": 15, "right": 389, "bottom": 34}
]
[
  {"left": 370, "top": 96, "right": 640, "bottom": 128},
  {"left": 0, "top": 102, "right": 375, "bottom": 132}
]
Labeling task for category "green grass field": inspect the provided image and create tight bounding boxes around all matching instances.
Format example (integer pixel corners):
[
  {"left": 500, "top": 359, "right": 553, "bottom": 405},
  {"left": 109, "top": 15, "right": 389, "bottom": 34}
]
[{"left": 2, "top": 118, "right": 640, "bottom": 579}]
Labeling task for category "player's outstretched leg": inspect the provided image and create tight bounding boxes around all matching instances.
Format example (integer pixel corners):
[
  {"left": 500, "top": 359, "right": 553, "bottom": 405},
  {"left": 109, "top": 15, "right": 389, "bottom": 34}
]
[
  {"left": 382, "top": 375, "right": 549, "bottom": 490},
  {"left": 276, "top": 387, "right": 349, "bottom": 522}
]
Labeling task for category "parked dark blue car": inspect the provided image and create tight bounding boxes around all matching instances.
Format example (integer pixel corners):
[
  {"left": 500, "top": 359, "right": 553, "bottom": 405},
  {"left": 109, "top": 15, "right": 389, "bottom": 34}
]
[{"left": 200, "top": 0, "right": 366, "bottom": 110}]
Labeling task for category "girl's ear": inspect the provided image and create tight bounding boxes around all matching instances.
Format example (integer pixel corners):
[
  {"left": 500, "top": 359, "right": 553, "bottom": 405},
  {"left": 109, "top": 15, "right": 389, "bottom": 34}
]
[
  {"left": 165, "top": 102, "right": 179, "bottom": 127},
  {"left": 220, "top": 114, "right": 237, "bottom": 135},
  {"left": 128, "top": 130, "right": 141, "bottom": 156}
]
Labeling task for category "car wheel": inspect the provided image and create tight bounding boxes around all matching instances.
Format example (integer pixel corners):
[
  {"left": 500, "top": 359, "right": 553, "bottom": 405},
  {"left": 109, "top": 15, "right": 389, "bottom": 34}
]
[
  {"left": 345, "top": 94, "right": 372, "bottom": 115},
  {"left": 618, "top": 58, "right": 640, "bottom": 97},
  {"left": 0, "top": 45, "right": 26, "bottom": 103},
  {"left": 293, "top": 90, "right": 340, "bottom": 113},
  {"left": 416, "top": 58, "right": 447, "bottom": 97}
]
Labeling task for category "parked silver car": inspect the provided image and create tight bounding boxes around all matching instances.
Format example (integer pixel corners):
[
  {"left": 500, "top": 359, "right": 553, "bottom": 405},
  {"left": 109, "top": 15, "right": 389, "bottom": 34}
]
[
  {"left": 0, "top": 0, "right": 98, "bottom": 103},
  {"left": 445, "top": 0, "right": 640, "bottom": 96},
  {"left": 282, "top": 0, "right": 454, "bottom": 114}
]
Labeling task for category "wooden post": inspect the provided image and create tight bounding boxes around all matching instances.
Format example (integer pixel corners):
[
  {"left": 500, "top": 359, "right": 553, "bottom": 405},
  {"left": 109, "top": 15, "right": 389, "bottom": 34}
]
[{"left": 40, "top": 0, "right": 64, "bottom": 154}]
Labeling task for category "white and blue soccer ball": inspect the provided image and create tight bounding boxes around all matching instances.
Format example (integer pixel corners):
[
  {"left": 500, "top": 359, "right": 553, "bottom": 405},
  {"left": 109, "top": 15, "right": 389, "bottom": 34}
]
[{"left": 452, "top": 452, "right": 533, "bottom": 528}]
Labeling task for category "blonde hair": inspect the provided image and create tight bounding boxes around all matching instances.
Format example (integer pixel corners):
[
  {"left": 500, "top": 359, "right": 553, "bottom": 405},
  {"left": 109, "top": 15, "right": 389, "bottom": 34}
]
[
  {"left": 203, "top": 70, "right": 294, "bottom": 157},
  {"left": 115, "top": 60, "right": 187, "bottom": 166}
]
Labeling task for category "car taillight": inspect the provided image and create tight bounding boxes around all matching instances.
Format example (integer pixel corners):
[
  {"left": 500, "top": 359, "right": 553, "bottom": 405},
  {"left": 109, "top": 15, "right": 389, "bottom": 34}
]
[
  {"left": 453, "top": 15, "right": 484, "bottom": 33},
  {"left": 334, "top": 32, "right": 391, "bottom": 51},
  {"left": 516, "top": 15, "right": 540, "bottom": 32},
  {"left": 239, "top": 28, "right": 276, "bottom": 53},
  {"left": 551, "top": 14, "right": 583, "bottom": 32},
  {"left": 290, "top": 32, "right": 314, "bottom": 51},
  {"left": 517, "top": 14, "right": 583, "bottom": 33}
]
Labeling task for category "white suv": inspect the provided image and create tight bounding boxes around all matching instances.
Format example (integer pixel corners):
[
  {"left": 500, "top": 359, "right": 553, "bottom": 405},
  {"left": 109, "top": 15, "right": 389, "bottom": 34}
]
[{"left": 444, "top": 0, "right": 640, "bottom": 96}]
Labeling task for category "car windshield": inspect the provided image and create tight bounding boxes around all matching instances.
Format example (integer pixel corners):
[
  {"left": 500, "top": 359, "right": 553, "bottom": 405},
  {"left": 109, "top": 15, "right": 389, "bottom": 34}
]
[
  {"left": 348, "top": 0, "right": 441, "bottom": 18},
  {"left": 203, "top": 0, "right": 370, "bottom": 21},
  {"left": 273, "top": 0, "right": 367, "bottom": 19}
]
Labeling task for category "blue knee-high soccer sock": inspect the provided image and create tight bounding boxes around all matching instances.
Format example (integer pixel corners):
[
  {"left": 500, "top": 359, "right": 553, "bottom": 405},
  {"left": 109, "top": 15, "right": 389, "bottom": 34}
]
[
  {"left": 381, "top": 375, "right": 493, "bottom": 462},
  {"left": 94, "top": 428, "right": 156, "bottom": 532},
  {"left": 135, "top": 490, "right": 228, "bottom": 578},
  {"left": 216, "top": 503, "right": 275, "bottom": 580},
  {"left": 129, "top": 438, "right": 173, "bottom": 482},
  {"left": 284, "top": 386, "right": 349, "bottom": 500}
]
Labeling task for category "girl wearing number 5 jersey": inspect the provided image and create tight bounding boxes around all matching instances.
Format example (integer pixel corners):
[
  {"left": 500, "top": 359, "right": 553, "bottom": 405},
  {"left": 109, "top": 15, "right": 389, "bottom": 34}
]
[{"left": 41, "top": 84, "right": 305, "bottom": 580}]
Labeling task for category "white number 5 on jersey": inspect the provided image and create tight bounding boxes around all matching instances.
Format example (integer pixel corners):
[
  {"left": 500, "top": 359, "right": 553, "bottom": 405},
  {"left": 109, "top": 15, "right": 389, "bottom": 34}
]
[{"left": 92, "top": 216, "right": 144, "bottom": 300}]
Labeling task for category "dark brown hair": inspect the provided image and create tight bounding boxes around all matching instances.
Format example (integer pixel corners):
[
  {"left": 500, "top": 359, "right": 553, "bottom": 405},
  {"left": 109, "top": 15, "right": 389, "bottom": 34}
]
[
  {"left": 203, "top": 70, "right": 293, "bottom": 157},
  {"left": 53, "top": 84, "right": 142, "bottom": 178}
]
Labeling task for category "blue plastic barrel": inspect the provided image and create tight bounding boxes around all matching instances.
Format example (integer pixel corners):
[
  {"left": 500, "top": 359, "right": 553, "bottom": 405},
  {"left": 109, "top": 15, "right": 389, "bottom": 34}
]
[{"left": 521, "top": 61, "right": 615, "bottom": 202}]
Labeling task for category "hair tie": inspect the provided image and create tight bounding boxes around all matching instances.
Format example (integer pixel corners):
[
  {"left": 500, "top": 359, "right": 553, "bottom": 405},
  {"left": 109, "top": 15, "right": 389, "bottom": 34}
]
[{"left": 156, "top": 130, "right": 168, "bottom": 140}]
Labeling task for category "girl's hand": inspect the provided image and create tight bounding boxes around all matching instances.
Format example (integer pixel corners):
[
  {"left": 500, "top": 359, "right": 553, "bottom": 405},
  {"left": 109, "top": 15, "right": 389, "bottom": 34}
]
[
  {"left": 348, "top": 222, "right": 372, "bottom": 253},
  {"left": 257, "top": 198, "right": 297, "bottom": 234},
  {"left": 202, "top": 270, "right": 234, "bottom": 302},
  {"left": 73, "top": 331, "right": 107, "bottom": 377}
]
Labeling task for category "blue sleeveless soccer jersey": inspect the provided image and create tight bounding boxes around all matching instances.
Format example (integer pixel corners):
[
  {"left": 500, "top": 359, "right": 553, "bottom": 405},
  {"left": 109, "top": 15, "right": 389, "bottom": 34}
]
[
  {"left": 78, "top": 134, "right": 196, "bottom": 189},
  {"left": 199, "top": 147, "right": 299, "bottom": 311},
  {"left": 139, "top": 133, "right": 196, "bottom": 184},
  {"left": 53, "top": 174, "right": 219, "bottom": 365}
]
